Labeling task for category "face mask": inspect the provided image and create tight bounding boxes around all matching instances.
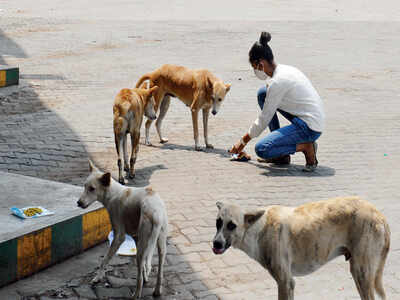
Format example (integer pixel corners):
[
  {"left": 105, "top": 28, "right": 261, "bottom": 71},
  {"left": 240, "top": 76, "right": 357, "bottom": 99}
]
[
  {"left": 253, "top": 63, "right": 269, "bottom": 80},
  {"left": 254, "top": 68, "right": 269, "bottom": 80}
]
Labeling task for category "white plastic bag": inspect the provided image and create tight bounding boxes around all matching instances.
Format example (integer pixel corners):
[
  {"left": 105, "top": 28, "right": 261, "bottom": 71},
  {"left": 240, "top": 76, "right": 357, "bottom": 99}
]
[{"left": 108, "top": 231, "right": 137, "bottom": 256}]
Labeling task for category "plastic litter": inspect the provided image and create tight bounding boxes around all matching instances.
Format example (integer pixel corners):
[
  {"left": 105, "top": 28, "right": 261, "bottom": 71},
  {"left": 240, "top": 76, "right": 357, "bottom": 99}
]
[
  {"left": 108, "top": 231, "right": 137, "bottom": 256},
  {"left": 10, "top": 206, "right": 54, "bottom": 219},
  {"left": 230, "top": 151, "right": 251, "bottom": 162}
]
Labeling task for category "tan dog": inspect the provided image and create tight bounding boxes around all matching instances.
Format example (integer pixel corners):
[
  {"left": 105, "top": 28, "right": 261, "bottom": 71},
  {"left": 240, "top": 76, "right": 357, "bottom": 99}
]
[
  {"left": 77, "top": 161, "right": 168, "bottom": 299},
  {"left": 135, "top": 64, "right": 231, "bottom": 150},
  {"left": 113, "top": 85, "right": 158, "bottom": 184},
  {"left": 213, "top": 197, "right": 390, "bottom": 300}
]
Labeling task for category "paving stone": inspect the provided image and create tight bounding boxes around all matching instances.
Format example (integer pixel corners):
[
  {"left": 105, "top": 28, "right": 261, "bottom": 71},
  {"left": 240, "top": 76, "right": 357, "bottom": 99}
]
[
  {"left": 106, "top": 275, "right": 135, "bottom": 288},
  {"left": 16, "top": 287, "right": 40, "bottom": 298},
  {"left": 67, "top": 278, "right": 81, "bottom": 288},
  {"left": 72, "top": 285, "right": 97, "bottom": 299},
  {"left": 46, "top": 288, "right": 74, "bottom": 298},
  {"left": 95, "top": 286, "right": 132, "bottom": 299},
  {"left": 40, "top": 297, "right": 78, "bottom": 300},
  {"left": 198, "top": 295, "right": 218, "bottom": 300}
]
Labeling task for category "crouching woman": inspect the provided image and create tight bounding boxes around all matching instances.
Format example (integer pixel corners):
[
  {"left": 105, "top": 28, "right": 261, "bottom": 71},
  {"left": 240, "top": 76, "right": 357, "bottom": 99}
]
[{"left": 230, "top": 31, "right": 325, "bottom": 172}]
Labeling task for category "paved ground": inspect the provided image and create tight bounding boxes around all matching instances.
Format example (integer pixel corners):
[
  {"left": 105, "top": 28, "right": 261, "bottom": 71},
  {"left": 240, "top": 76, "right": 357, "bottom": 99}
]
[{"left": 1, "top": 0, "right": 400, "bottom": 299}]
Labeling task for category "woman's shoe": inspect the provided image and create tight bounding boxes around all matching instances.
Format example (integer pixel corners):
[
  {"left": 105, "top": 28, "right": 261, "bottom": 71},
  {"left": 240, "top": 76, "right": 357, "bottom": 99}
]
[
  {"left": 303, "top": 142, "right": 318, "bottom": 172},
  {"left": 257, "top": 155, "right": 291, "bottom": 165}
]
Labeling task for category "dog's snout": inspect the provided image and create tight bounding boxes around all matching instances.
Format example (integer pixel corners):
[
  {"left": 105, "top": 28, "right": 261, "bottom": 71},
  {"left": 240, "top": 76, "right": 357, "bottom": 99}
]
[
  {"left": 147, "top": 113, "right": 157, "bottom": 121},
  {"left": 77, "top": 200, "right": 83, "bottom": 208},
  {"left": 212, "top": 239, "right": 226, "bottom": 255},
  {"left": 213, "top": 240, "right": 223, "bottom": 249},
  {"left": 212, "top": 110, "right": 217, "bottom": 115}
]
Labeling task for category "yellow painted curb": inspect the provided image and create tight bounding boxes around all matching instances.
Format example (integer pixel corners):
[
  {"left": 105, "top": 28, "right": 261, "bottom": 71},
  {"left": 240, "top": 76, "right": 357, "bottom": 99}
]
[
  {"left": 82, "top": 208, "right": 111, "bottom": 250},
  {"left": 17, "top": 228, "right": 52, "bottom": 279},
  {"left": 0, "top": 71, "right": 6, "bottom": 87}
]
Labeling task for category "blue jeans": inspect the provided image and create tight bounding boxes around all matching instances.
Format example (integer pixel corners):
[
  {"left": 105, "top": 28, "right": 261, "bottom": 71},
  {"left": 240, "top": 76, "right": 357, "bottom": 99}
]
[{"left": 255, "top": 86, "right": 321, "bottom": 159}]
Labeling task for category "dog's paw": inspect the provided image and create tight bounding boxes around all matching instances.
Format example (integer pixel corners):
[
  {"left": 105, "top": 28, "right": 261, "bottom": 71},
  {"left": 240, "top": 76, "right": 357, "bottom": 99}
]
[
  {"left": 118, "top": 178, "right": 126, "bottom": 185},
  {"left": 160, "top": 138, "right": 169, "bottom": 144},
  {"left": 128, "top": 172, "right": 135, "bottom": 179},
  {"left": 153, "top": 287, "right": 162, "bottom": 297},
  {"left": 206, "top": 143, "right": 214, "bottom": 149},
  {"left": 194, "top": 145, "right": 203, "bottom": 151},
  {"left": 132, "top": 290, "right": 141, "bottom": 300},
  {"left": 145, "top": 140, "right": 152, "bottom": 146}
]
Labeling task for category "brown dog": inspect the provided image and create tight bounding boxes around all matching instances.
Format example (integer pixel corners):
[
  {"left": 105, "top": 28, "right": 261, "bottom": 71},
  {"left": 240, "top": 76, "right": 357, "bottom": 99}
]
[
  {"left": 113, "top": 85, "right": 158, "bottom": 184},
  {"left": 135, "top": 64, "right": 231, "bottom": 150}
]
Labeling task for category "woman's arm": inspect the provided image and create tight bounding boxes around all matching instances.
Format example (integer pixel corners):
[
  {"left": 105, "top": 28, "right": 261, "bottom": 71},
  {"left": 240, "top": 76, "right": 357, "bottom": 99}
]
[
  {"left": 229, "top": 79, "right": 291, "bottom": 156},
  {"left": 248, "top": 80, "right": 289, "bottom": 139}
]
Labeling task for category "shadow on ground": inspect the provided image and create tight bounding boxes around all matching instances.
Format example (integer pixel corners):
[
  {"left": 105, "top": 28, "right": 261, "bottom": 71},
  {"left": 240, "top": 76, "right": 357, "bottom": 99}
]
[
  {"left": 252, "top": 162, "right": 336, "bottom": 177},
  {"left": 125, "top": 164, "right": 168, "bottom": 187},
  {"left": 158, "top": 142, "right": 231, "bottom": 158},
  {"left": 88, "top": 150, "right": 168, "bottom": 188},
  {"left": 0, "top": 30, "right": 92, "bottom": 185},
  {"left": 0, "top": 29, "right": 27, "bottom": 65}
]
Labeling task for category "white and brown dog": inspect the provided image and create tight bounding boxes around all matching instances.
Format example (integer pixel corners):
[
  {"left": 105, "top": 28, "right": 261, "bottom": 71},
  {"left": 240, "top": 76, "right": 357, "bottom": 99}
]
[
  {"left": 213, "top": 197, "right": 390, "bottom": 300},
  {"left": 113, "top": 85, "right": 159, "bottom": 185},
  {"left": 135, "top": 64, "right": 231, "bottom": 150},
  {"left": 77, "top": 161, "right": 168, "bottom": 299}
]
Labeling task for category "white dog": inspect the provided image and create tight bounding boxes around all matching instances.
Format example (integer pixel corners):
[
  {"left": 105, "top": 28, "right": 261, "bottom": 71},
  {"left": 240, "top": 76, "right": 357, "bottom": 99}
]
[
  {"left": 77, "top": 161, "right": 168, "bottom": 299},
  {"left": 212, "top": 197, "right": 390, "bottom": 300}
]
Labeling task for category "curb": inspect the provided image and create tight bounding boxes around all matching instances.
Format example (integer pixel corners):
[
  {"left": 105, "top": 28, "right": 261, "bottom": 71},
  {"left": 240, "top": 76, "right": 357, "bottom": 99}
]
[
  {"left": 0, "top": 66, "right": 19, "bottom": 87},
  {"left": 0, "top": 207, "right": 111, "bottom": 287}
]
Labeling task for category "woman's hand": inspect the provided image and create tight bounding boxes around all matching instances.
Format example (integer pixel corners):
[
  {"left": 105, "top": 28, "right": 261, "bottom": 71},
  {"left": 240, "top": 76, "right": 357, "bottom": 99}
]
[
  {"left": 229, "top": 141, "right": 245, "bottom": 154},
  {"left": 229, "top": 133, "right": 251, "bottom": 154}
]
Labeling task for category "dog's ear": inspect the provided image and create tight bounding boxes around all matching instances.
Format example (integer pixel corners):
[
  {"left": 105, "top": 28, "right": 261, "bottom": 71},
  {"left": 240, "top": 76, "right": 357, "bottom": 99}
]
[
  {"left": 225, "top": 83, "right": 231, "bottom": 93},
  {"left": 89, "top": 160, "right": 96, "bottom": 172},
  {"left": 207, "top": 77, "right": 214, "bottom": 91},
  {"left": 244, "top": 210, "right": 265, "bottom": 227},
  {"left": 216, "top": 201, "right": 223, "bottom": 210},
  {"left": 99, "top": 172, "right": 111, "bottom": 187},
  {"left": 149, "top": 85, "right": 159, "bottom": 95}
]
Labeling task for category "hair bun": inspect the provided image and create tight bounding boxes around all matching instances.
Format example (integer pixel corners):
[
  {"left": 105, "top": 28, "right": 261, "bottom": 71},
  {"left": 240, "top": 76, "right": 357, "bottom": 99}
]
[{"left": 259, "top": 32, "right": 271, "bottom": 46}]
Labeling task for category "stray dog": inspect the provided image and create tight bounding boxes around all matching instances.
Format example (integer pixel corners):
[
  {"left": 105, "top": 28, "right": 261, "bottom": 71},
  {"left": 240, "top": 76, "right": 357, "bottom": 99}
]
[
  {"left": 77, "top": 161, "right": 168, "bottom": 299},
  {"left": 135, "top": 64, "right": 231, "bottom": 150},
  {"left": 113, "top": 85, "right": 158, "bottom": 184},
  {"left": 213, "top": 197, "right": 390, "bottom": 300}
]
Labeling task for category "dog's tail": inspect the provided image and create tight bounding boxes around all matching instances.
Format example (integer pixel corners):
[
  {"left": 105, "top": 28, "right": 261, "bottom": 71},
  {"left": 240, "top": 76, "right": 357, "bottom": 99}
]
[
  {"left": 135, "top": 73, "right": 152, "bottom": 89},
  {"left": 374, "top": 221, "right": 390, "bottom": 300}
]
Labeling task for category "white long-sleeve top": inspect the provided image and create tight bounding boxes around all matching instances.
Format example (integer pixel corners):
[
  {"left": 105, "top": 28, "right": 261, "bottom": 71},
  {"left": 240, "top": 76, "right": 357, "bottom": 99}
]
[{"left": 248, "top": 64, "right": 325, "bottom": 139}]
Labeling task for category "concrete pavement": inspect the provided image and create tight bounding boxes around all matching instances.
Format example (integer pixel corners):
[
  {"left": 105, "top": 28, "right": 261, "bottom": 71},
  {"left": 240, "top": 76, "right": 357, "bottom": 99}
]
[{"left": 1, "top": 0, "right": 400, "bottom": 299}]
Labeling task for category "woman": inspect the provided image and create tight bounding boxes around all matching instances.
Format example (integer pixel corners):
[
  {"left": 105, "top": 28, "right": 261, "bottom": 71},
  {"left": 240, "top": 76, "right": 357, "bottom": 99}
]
[{"left": 230, "top": 31, "right": 325, "bottom": 172}]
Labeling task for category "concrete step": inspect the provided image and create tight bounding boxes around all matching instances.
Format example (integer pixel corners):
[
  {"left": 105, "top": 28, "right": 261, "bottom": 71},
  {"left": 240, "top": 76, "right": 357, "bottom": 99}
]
[
  {"left": 0, "top": 66, "right": 19, "bottom": 87},
  {"left": 0, "top": 172, "right": 111, "bottom": 287}
]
